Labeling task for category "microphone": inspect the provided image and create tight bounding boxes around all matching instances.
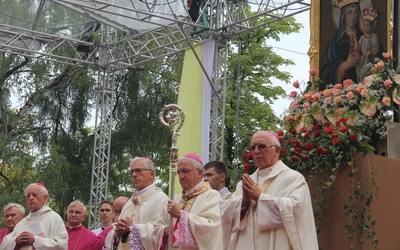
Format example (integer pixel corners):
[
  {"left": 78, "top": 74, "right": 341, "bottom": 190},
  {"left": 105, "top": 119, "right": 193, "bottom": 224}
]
[{"left": 121, "top": 232, "right": 129, "bottom": 243}]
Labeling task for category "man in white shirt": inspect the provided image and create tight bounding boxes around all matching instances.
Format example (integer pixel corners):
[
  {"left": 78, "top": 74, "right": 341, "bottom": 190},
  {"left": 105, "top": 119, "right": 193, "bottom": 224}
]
[{"left": 204, "top": 160, "right": 232, "bottom": 200}]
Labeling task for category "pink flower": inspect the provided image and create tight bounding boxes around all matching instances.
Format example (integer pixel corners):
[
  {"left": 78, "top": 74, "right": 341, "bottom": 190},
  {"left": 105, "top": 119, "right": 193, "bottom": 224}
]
[
  {"left": 343, "top": 79, "right": 352, "bottom": 86},
  {"left": 382, "top": 96, "right": 391, "bottom": 106},
  {"left": 394, "top": 74, "right": 400, "bottom": 84},
  {"left": 290, "top": 100, "right": 298, "bottom": 108},
  {"left": 384, "top": 79, "right": 393, "bottom": 88},
  {"left": 324, "top": 96, "right": 332, "bottom": 104},
  {"left": 334, "top": 84, "right": 343, "bottom": 90},
  {"left": 363, "top": 75, "right": 375, "bottom": 87},
  {"left": 312, "top": 101, "right": 319, "bottom": 107},
  {"left": 303, "top": 102, "right": 310, "bottom": 109},
  {"left": 346, "top": 92, "right": 354, "bottom": 99},
  {"left": 289, "top": 91, "right": 298, "bottom": 98},
  {"left": 332, "top": 88, "right": 341, "bottom": 96},
  {"left": 309, "top": 69, "right": 317, "bottom": 76},
  {"left": 376, "top": 61, "right": 384, "bottom": 69},
  {"left": 382, "top": 51, "right": 391, "bottom": 59},
  {"left": 292, "top": 80, "right": 300, "bottom": 88}
]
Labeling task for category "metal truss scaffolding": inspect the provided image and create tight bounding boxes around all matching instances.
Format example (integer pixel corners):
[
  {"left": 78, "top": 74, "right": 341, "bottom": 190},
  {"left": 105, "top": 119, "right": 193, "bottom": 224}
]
[{"left": 0, "top": 0, "right": 311, "bottom": 227}]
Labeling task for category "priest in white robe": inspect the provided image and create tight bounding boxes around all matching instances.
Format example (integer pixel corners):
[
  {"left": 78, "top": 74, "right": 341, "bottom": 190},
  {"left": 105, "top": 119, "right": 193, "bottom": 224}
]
[
  {"left": 126, "top": 153, "right": 223, "bottom": 249},
  {"left": 221, "top": 130, "right": 319, "bottom": 250},
  {"left": 106, "top": 157, "right": 169, "bottom": 250},
  {"left": 0, "top": 182, "right": 68, "bottom": 250}
]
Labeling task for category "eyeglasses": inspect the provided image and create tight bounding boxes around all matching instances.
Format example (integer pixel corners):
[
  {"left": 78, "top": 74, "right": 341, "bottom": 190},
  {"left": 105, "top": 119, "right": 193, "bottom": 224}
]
[
  {"left": 177, "top": 169, "right": 197, "bottom": 175},
  {"left": 129, "top": 168, "right": 152, "bottom": 175},
  {"left": 249, "top": 144, "right": 277, "bottom": 152}
]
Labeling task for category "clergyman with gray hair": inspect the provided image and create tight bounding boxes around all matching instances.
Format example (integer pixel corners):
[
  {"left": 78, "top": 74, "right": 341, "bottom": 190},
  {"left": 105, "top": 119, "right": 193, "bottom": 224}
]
[
  {"left": 0, "top": 182, "right": 68, "bottom": 250},
  {"left": 0, "top": 203, "right": 25, "bottom": 245}
]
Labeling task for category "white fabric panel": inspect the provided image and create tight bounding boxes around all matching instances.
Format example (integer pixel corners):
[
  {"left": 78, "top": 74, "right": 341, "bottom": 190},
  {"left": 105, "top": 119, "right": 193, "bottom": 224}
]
[{"left": 201, "top": 39, "right": 215, "bottom": 164}]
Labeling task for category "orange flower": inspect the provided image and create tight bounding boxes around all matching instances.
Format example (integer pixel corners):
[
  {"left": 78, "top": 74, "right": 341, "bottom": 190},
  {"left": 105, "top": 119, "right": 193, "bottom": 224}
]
[
  {"left": 376, "top": 61, "right": 384, "bottom": 69},
  {"left": 312, "top": 93, "right": 320, "bottom": 101},
  {"left": 334, "top": 96, "right": 342, "bottom": 104},
  {"left": 346, "top": 91, "right": 354, "bottom": 99},
  {"left": 360, "top": 88, "right": 369, "bottom": 97},
  {"left": 382, "top": 96, "right": 391, "bottom": 106},
  {"left": 323, "top": 89, "right": 331, "bottom": 97}
]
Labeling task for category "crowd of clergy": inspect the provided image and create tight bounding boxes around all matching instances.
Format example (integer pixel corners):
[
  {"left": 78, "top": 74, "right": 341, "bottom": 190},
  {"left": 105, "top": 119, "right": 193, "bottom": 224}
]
[{"left": 0, "top": 130, "right": 319, "bottom": 250}]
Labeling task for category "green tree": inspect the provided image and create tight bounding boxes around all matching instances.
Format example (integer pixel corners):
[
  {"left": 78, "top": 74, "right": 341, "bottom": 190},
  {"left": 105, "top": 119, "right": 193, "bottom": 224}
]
[{"left": 224, "top": 8, "right": 302, "bottom": 185}]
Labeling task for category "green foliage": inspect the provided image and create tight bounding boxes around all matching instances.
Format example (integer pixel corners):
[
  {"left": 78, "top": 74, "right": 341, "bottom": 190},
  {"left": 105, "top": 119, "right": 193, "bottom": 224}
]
[{"left": 224, "top": 7, "right": 302, "bottom": 185}]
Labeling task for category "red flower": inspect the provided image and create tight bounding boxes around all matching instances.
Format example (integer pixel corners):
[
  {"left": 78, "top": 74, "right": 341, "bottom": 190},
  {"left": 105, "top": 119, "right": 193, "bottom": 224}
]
[
  {"left": 349, "top": 134, "right": 357, "bottom": 142},
  {"left": 294, "top": 147, "right": 303, "bottom": 154},
  {"left": 301, "top": 155, "right": 309, "bottom": 162},
  {"left": 277, "top": 130, "right": 284, "bottom": 136},
  {"left": 324, "top": 121, "right": 331, "bottom": 127},
  {"left": 320, "top": 148, "right": 328, "bottom": 155},
  {"left": 332, "top": 138, "right": 340, "bottom": 145},
  {"left": 290, "top": 129, "right": 297, "bottom": 134},
  {"left": 287, "top": 138, "right": 293, "bottom": 144},
  {"left": 315, "top": 130, "right": 322, "bottom": 137},
  {"left": 278, "top": 136, "right": 283, "bottom": 142},
  {"left": 340, "top": 125, "right": 348, "bottom": 133},
  {"left": 281, "top": 148, "right": 287, "bottom": 155},
  {"left": 300, "top": 127, "right": 307, "bottom": 133},
  {"left": 305, "top": 143, "right": 314, "bottom": 150},
  {"left": 244, "top": 163, "right": 251, "bottom": 172},
  {"left": 295, "top": 139, "right": 301, "bottom": 146},
  {"left": 326, "top": 126, "right": 334, "bottom": 134},
  {"left": 312, "top": 124, "right": 320, "bottom": 131},
  {"left": 291, "top": 155, "right": 298, "bottom": 162},
  {"left": 304, "top": 132, "right": 311, "bottom": 139}
]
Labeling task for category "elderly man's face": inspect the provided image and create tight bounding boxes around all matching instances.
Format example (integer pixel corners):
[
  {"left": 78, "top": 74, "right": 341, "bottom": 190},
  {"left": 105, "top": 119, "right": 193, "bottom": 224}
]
[
  {"left": 5, "top": 207, "right": 24, "bottom": 229},
  {"left": 67, "top": 204, "right": 86, "bottom": 227},
  {"left": 25, "top": 186, "right": 48, "bottom": 212},
  {"left": 177, "top": 158, "right": 203, "bottom": 190},
  {"left": 250, "top": 131, "right": 280, "bottom": 169},
  {"left": 130, "top": 159, "right": 155, "bottom": 191}
]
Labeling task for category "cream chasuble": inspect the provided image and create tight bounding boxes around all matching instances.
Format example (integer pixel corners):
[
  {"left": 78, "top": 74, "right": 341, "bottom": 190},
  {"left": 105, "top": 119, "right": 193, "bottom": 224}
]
[
  {"left": 221, "top": 160, "right": 318, "bottom": 250},
  {"left": 0, "top": 206, "right": 68, "bottom": 250},
  {"left": 104, "top": 186, "right": 169, "bottom": 250},
  {"left": 143, "top": 182, "right": 223, "bottom": 250}
]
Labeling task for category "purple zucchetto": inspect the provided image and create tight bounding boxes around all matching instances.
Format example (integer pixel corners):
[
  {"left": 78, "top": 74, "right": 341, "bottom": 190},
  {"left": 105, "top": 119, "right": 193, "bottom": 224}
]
[{"left": 183, "top": 153, "right": 203, "bottom": 165}]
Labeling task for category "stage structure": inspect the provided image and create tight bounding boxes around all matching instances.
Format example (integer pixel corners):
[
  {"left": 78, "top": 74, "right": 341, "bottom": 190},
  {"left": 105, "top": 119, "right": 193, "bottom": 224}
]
[{"left": 0, "top": 0, "right": 310, "bottom": 227}]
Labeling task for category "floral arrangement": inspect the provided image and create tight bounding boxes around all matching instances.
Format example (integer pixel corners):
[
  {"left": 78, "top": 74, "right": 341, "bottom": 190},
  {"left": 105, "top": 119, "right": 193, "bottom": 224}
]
[
  {"left": 279, "top": 52, "right": 399, "bottom": 173},
  {"left": 276, "top": 52, "right": 399, "bottom": 248}
]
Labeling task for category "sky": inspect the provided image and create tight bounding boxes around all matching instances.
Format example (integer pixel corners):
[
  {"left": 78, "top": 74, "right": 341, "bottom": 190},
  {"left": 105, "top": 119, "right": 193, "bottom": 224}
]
[{"left": 268, "top": 10, "right": 311, "bottom": 119}]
